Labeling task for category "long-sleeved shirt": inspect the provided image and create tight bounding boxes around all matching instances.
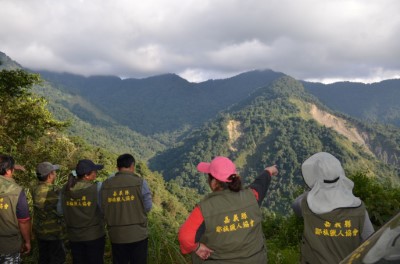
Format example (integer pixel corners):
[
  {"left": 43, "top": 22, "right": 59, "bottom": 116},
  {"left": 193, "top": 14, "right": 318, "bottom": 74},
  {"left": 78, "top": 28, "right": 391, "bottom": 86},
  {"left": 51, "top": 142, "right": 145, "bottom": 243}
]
[{"left": 178, "top": 170, "right": 272, "bottom": 254}]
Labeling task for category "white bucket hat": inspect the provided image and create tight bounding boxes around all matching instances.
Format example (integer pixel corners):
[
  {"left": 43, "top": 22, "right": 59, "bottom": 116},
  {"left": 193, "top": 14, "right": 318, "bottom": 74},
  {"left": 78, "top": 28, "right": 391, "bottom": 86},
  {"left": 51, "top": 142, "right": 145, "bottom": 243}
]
[{"left": 302, "top": 152, "right": 361, "bottom": 214}]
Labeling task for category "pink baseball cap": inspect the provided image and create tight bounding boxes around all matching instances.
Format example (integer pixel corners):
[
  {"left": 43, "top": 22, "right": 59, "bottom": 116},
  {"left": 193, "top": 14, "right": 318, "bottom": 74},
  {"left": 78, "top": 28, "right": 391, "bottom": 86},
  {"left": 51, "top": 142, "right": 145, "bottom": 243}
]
[{"left": 197, "top": 156, "right": 237, "bottom": 182}]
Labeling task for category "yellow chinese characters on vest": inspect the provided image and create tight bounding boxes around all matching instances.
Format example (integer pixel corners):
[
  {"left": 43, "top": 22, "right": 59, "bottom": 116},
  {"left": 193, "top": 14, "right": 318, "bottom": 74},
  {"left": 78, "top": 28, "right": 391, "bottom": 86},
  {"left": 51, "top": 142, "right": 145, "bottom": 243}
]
[
  {"left": 107, "top": 189, "right": 135, "bottom": 203},
  {"left": 0, "top": 198, "right": 10, "bottom": 210},
  {"left": 66, "top": 196, "right": 92, "bottom": 207},
  {"left": 314, "top": 220, "right": 359, "bottom": 237},
  {"left": 215, "top": 212, "right": 255, "bottom": 233}
]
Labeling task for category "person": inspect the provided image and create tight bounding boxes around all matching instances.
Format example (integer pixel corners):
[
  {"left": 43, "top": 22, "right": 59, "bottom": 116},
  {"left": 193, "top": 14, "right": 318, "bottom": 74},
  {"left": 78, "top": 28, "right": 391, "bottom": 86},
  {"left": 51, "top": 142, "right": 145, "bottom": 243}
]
[
  {"left": 178, "top": 156, "right": 278, "bottom": 263},
  {"left": 0, "top": 154, "right": 31, "bottom": 264},
  {"left": 60, "top": 159, "right": 106, "bottom": 264},
  {"left": 101, "top": 153, "right": 153, "bottom": 264},
  {"left": 32, "top": 162, "right": 66, "bottom": 264},
  {"left": 292, "top": 152, "right": 375, "bottom": 264}
]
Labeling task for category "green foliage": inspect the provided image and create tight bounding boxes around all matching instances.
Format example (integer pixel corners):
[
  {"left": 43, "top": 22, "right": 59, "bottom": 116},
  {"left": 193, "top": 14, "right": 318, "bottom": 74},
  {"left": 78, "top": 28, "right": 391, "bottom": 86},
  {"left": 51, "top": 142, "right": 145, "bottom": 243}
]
[
  {"left": 349, "top": 171, "right": 400, "bottom": 226},
  {"left": 150, "top": 76, "right": 399, "bottom": 214},
  {"left": 37, "top": 69, "right": 284, "bottom": 135},
  {"left": 0, "top": 70, "right": 66, "bottom": 150},
  {"left": 2, "top": 56, "right": 400, "bottom": 264},
  {"left": 32, "top": 81, "right": 166, "bottom": 162}
]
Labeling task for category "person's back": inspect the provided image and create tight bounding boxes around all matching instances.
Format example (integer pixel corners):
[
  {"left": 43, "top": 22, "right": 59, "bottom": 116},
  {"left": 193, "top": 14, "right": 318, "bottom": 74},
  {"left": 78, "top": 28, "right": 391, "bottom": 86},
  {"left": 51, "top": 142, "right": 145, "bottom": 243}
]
[
  {"left": 33, "top": 162, "right": 66, "bottom": 264},
  {"left": 101, "top": 153, "right": 152, "bottom": 264},
  {"left": 0, "top": 173, "right": 23, "bottom": 254},
  {"left": 0, "top": 154, "right": 31, "bottom": 264},
  {"left": 300, "top": 195, "right": 366, "bottom": 264},
  {"left": 32, "top": 183, "right": 62, "bottom": 239},
  {"left": 62, "top": 181, "right": 104, "bottom": 241},
  {"left": 101, "top": 171, "right": 147, "bottom": 243},
  {"left": 292, "top": 152, "right": 374, "bottom": 264},
  {"left": 196, "top": 188, "right": 265, "bottom": 263},
  {"left": 60, "top": 159, "right": 105, "bottom": 264},
  {"left": 178, "top": 156, "right": 279, "bottom": 264}
]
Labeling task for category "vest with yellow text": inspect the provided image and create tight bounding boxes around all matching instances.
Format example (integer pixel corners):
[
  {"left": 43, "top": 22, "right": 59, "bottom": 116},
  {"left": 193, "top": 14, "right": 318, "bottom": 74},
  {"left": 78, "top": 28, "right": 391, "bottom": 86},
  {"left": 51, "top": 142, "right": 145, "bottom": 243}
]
[
  {"left": 0, "top": 176, "right": 22, "bottom": 254},
  {"left": 300, "top": 196, "right": 365, "bottom": 264},
  {"left": 101, "top": 172, "right": 147, "bottom": 244},
  {"left": 62, "top": 181, "right": 105, "bottom": 241}
]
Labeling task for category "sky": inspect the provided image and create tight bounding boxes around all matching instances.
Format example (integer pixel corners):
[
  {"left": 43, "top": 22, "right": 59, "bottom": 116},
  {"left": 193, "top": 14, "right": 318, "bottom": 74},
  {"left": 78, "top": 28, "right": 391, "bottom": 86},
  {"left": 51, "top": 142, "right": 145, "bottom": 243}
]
[{"left": 1, "top": 0, "right": 399, "bottom": 83}]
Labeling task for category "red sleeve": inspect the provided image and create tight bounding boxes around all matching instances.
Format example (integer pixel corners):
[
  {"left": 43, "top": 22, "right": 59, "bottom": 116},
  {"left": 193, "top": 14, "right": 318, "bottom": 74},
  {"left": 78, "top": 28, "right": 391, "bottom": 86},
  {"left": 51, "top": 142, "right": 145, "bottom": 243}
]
[
  {"left": 178, "top": 206, "right": 204, "bottom": 254},
  {"left": 251, "top": 188, "right": 259, "bottom": 201}
]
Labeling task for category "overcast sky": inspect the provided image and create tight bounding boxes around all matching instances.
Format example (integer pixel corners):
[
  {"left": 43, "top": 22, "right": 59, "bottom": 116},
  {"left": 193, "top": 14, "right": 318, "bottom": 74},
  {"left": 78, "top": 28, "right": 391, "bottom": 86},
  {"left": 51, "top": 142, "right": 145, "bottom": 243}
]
[{"left": 1, "top": 0, "right": 399, "bottom": 83}]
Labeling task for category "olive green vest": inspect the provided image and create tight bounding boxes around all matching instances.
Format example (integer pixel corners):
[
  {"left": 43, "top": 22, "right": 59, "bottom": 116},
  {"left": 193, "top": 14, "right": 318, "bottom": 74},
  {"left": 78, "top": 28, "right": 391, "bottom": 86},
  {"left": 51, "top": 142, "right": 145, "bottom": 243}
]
[
  {"left": 300, "top": 197, "right": 366, "bottom": 264},
  {"left": 101, "top": 172, "right": 147, "bottom": 243},
  {"left": 62, "top": 181, "right": 105, "bottom": 241},
  {"left": 193, "top": 189, "right": 266, "bottom": 264},
  {"left": 0, "top": 176, "right": 23, "bottom": 254},
  {"left": 32, "top": 182, "right": 64, "bottom": 240}
]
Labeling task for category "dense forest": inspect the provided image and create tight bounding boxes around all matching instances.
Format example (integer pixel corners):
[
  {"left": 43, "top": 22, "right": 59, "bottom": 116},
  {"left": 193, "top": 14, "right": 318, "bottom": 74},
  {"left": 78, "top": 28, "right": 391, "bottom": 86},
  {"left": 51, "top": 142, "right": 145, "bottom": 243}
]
[
  {"left": 1, "top": 52, "right": 400, "bottom": 263},
  {"left": 150, "top": 76, "right": 400, "bottom": 213}
]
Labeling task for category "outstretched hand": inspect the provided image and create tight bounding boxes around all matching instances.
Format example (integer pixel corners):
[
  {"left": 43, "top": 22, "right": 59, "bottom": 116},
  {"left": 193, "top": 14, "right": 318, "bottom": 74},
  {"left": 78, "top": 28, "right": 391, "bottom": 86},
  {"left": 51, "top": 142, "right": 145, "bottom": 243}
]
[
  {"left": 265, "top": 165, "right": 278, "bottom": 176},
  {"left": 14, "top": 164, "right": 26, "bottom": 172},
  {"left": 195, "top": 243, "right": 214, "bottom": 260}
]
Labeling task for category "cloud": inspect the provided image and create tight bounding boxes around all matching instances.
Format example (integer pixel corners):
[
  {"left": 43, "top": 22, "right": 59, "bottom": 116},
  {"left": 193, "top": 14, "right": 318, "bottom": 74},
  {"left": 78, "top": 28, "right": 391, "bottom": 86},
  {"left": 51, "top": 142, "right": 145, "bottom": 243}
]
[{"left": 0, "top": 0, "right": 399, "bottom": 83}]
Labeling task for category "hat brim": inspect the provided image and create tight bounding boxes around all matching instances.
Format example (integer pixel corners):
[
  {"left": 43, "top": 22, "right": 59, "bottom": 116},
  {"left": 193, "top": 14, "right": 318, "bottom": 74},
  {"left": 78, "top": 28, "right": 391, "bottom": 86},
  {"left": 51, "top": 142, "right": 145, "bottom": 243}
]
[
  {"left": 197, "top": 162, "right": 210, "bottom": 174},
  {"left": 94, "top": 164, "right": 104, "bottom": 170}
]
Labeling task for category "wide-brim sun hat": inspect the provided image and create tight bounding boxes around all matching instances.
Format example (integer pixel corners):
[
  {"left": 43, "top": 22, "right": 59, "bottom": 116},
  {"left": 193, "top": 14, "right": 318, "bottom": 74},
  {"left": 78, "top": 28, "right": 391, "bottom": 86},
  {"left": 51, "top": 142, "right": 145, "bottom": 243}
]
[
  {"left": 302, "top": 152, "right": 361, "bottom": 214},
  {"left": 197, "top": 156, "right": 236, "bottom": 182}
]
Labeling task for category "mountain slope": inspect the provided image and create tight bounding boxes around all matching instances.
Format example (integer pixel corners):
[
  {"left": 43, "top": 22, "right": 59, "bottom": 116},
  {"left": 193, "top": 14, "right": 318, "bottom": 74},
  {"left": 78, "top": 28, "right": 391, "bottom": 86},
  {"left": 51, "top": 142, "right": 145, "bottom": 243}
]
[
  {"left": 37, "top": 69, "right": 285, "bottom": 135},
  {"left": 149, "top": 76, "right": 400, "bottom": 213},
  {"left": 0, "top": 52, "right": 165, "bottom": 161},
  {"left": 303, "top": 79, "right": 400, "bottom": 127}
]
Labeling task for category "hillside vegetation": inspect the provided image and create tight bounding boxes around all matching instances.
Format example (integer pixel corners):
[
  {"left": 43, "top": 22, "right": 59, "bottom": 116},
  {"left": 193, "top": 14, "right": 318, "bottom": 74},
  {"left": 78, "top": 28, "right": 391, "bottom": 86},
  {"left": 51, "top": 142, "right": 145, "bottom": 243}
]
[
  {"left": 1, "top": 52, "right": 400, "bottom": 263},
  {"left": 150, "top": 76, "right": 400, "bottom": 214}
]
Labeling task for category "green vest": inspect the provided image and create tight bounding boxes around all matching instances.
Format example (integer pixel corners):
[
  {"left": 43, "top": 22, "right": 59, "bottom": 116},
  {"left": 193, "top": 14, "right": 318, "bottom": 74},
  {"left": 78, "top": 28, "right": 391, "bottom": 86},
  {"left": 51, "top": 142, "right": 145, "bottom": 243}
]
[
  {"left": 193, "top": 189, "right": 266, "bottom": 264},
  {"left": 300, "top": 197, "right": 366, "bottom": 264},
  {"left": 32, "top": 182, "right": 64, "bottom": 240},
  {"left": 0, "top": 176, "right": 23, "bottom": 254},
  {"left": 101, "top": 172, "right": 147, "bottom": 243},
  {"left": 62, "top": 181, "right": 105, "bottom": 241}
]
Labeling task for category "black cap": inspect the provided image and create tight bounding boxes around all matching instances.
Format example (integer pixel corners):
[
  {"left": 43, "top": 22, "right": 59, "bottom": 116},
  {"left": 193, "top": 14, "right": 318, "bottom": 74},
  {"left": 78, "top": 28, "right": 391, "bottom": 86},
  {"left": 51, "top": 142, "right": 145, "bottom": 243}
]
[{"left": 76, "top": 159, "right": 104, "bottom": 176}]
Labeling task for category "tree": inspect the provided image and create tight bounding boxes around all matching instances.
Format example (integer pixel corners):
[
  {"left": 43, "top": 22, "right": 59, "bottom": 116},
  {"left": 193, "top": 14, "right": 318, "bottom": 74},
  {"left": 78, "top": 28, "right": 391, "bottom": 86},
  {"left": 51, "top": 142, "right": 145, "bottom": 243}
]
[{"left": 0, "top": 69, "right": 67, "bottom": 152}]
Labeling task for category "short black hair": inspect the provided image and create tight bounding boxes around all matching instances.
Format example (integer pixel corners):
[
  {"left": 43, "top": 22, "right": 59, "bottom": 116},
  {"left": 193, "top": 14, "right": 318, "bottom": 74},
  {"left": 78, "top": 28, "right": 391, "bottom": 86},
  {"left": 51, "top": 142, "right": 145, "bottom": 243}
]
[
  {"left": 117, "top": 153, "right": 135, "bottom": 169},
  {"left": 0, "top": 154, "right": 15, "bottom": 176}
]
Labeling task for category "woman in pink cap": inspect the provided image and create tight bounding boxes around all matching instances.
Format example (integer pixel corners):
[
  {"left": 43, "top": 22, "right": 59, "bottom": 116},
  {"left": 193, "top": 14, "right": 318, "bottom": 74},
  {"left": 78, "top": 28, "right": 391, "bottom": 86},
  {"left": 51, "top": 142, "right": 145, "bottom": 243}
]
[{"left": 178, "top": 156, "right": 278, "bottom": 263}]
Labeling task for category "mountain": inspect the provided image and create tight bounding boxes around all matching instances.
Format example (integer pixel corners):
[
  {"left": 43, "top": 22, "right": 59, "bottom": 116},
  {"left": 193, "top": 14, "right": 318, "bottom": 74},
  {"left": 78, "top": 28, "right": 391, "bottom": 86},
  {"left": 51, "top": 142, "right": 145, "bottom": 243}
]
[
  {"left": 302, "top": 80, "right": 400, "bottom": 127},
  {"left": 37, "top": 69, "right": 285, "bottom": 135},
  {"left": 0, "top": 51, "right": 23, "bottom": 69},
  {"left": 2, "top": 51, "right": 400, "bottom": 214},
  {"left": 0, "top": 52, "right": 165, "bottom": 161},
  {"left": 149, "top": 76, "right": 400, "bottom": 213}
]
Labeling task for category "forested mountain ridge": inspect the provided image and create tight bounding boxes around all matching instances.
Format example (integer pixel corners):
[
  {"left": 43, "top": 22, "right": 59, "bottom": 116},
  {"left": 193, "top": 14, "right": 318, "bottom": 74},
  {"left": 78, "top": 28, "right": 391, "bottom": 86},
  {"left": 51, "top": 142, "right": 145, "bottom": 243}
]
[
  {"left": 0, "top": 52, "right": 165, "bottom": 161},
  {"left": 2, "top": 51, "right": 400, "bottom": 263},
  {"left": 36, "top": 69, "right": 286, "bottom": 135},
  {"left": 149, "top": 76, "right": 400, "bottom": 213},
  {"left": 2, "top": 51, "right": 399, "bottom": 181},
  {"left": 303, "top": 80, "right": 400, "bottom": 128}
]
